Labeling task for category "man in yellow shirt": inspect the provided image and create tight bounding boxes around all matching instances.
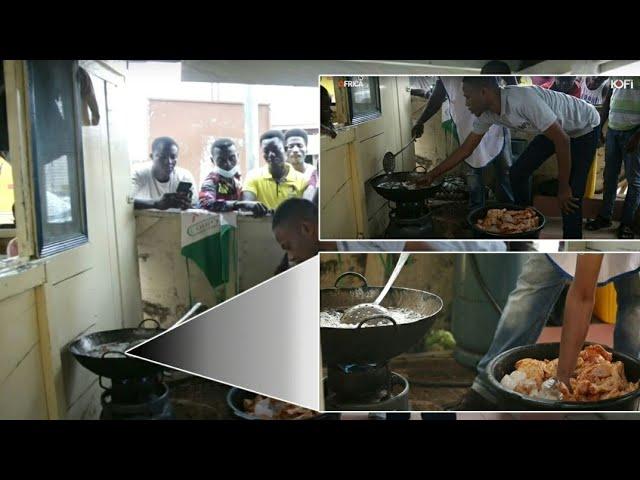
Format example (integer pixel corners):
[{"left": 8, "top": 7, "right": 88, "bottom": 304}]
[{"left": 242, "top": 130, "right": 308, "bottom": 211}]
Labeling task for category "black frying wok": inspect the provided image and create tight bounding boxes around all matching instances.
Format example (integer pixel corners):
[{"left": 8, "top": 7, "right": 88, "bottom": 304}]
[
  {"left": 68, "top": 320, "right": 166, "bottom": 379},
  {"left": 320, "top": 272, "right": 443, "bottom": 365},
  {"left": 369, "top": 166, "right": 443, "bottom": 203}
]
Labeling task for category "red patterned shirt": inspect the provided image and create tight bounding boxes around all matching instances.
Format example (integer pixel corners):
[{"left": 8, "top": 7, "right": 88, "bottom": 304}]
[{"left": 198, "top": 171, "right": 242, "bottom": 210}]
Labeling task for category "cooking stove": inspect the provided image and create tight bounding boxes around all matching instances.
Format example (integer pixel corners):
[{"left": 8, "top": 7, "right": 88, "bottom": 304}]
[
  {"left": 320, "top": 272, "right": 443, "bottom": 413},
  {"left": 385, "top": 201, "right": 435, "bottom": 239},
  {"left": 99, "top": 374, "right": 174, "bottom": 420},
  {"left": 324, "top": 363, "right": 410, "bottom": 411},
  {"left": 381, "top": 176, "right": 471, "bottom": 239}
]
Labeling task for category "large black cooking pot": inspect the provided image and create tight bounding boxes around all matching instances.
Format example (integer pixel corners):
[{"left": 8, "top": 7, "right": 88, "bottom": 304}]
[
  {"left": 320, "top": 272, "right": 443, "bottom": 365},
  {"left": 467, "top": 202, "right": 546, "bottom": 239},
  {"left": 68, "top": 320, "right": 166, "bottom": 379},
  {"left": 487, "top": 342, "right": 640, "bottom": 411},
  {"left": 226, "top": 388, "right": 339, "bottom": 420},
  {"left": 369, "top": 166, "right": 443, "bottom": 203}
]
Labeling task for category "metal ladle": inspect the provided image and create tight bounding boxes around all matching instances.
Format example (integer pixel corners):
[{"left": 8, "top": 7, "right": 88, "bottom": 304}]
[
  {"left": 341, "top": 253, "right": 411, "bottom": 325},
  {"left": 383, "top": 136, "right": 417, "bottom": 174},
  {"left": 167, "top": 302, "right": 203, "bottom": 331}
]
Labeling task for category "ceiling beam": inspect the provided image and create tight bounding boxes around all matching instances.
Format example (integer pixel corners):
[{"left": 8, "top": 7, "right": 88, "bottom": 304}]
[
  {"left": 181, "top": 60, "right": 487, "bottom": 87},
  {"left": 516, "top": 60, "right": 619, "bottom": 75}
]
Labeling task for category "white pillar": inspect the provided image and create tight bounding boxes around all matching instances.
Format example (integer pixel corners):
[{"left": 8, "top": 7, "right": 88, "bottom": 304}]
[{"left": 244, "top": 85, "right": 259, "bottom": 171}]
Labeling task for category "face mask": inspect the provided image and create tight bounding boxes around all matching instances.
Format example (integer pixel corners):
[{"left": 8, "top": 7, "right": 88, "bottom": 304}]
[{"left": 214, "top": 165, "right": 240, "bottom": 179}]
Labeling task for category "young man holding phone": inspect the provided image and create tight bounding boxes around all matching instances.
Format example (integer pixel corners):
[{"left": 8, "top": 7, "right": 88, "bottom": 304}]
[{"left": 131, "top": 136, "right": 197, "bottom": 210}]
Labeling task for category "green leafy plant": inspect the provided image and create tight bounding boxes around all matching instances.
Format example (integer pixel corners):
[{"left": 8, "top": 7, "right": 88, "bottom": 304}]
[{"left": 424, "top": 329, "right": 456, "bottom": 351}]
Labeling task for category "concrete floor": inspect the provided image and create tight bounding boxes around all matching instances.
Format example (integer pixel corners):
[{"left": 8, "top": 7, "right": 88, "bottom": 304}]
[{"left": 539, "top": 217, "right": 620, "bottom": 240}]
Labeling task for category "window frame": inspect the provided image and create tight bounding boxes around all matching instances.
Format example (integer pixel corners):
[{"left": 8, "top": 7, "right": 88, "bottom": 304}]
[
  {"left": 1, "top": 60, "right": 36, "bottom": 269},
  {"left": 25, "top": 60, "right": 88, "bottom": 257},
  {"left": 345, "top": 76, "right": 382, "bottom": 126}
]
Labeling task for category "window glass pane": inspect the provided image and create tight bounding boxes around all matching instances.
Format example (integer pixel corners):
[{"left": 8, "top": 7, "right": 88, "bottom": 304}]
[
  {"left": 27, "top": 60, "right": 87, "bottom": 256},
  {"left": 44, "top": 155, "right": 73, "bottom": 223},
  {"left": 348, "top": 76, "right": 381, "bottom": 124}
]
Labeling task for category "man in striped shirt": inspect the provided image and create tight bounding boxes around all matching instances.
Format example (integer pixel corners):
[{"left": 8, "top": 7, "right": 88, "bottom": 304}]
[
  {"left": 198, "top": 138, "right": 269, "bottom": 216},
  {"left": 586, "top": 77, "right": 640, "bottom": 238}
]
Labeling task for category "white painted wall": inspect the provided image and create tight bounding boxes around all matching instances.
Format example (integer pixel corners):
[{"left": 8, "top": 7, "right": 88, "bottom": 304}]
[
  {"left": 125, "top": 62, "right": 319, "bottom": 170},
  {"left": 321, "top": 77, "right": 423, "bottom": 238}
]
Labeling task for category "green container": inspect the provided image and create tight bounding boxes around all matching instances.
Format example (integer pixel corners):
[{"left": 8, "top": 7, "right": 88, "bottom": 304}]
[{"left": 451, "top": 253, "right": 527, "bottom": 368}]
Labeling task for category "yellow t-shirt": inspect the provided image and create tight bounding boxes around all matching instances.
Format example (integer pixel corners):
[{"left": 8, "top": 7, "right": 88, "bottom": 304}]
[{"left": 243, "top": 163, "right": 308, "bottom": 210}]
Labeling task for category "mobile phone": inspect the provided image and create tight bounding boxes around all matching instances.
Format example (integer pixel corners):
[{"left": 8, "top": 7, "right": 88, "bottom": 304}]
[{"left": 177, "top": 181, "right": 192, "bottom": 194}]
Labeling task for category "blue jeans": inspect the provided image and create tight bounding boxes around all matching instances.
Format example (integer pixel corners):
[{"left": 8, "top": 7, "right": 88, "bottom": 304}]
[
  {"left": 466, "top": 128, "right": 515, "bottom": 210},
  {"left": 510, "top": 128, "right": 599, "bottom": 239},
  {"left": 599, "top": 126, "right": 640, "bottom": 226},
  {"left": 472, "top": 254, "right": 640, "bottom": 401}
]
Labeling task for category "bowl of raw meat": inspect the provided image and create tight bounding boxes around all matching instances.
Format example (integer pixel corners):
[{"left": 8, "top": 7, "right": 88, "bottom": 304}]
[
  {"left": 467, "top": 203, "right": 545, "bottom": 239},
  {"left": 486, "top": 343, "right": 640, "bottom": 410},
  {"left": 226, "top": 388, "right": 339, "bottom": 420}
]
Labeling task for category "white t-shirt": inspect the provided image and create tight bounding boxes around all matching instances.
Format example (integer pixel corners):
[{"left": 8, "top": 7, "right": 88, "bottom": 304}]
[
  {"left": 130, "top": 162, "right": 196, "bottom": 204},
  {"left": 336, "top": 241, "right": 507, "bottom": 252},
  {"left": 546, "top": 253, "right": 640, "bottom": 286},
  {"left": 303, "top": 163, "right": 316, "bottom": 180},
  {"left": 472, "top": 86, "right": 600, "bottom": 139},
  {"left": 440, "top": 77, "right": 505, "bottom": 168},
  {"left": 580, "top": 80, "right": 608, "bottom": 106}
]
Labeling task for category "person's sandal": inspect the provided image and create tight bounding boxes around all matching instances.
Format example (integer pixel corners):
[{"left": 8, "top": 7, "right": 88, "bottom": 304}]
[
  {"left": 618, "top": 224, "right": 635, "bottom": 239},
  {"left": 585, "top": 216, "right": 612, "bottom": 231}
]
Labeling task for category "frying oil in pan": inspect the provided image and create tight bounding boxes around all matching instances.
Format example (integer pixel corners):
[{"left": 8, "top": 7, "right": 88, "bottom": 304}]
[
  {"left": 320, "top": 307, "right": 423, "bottom": 329},
  {"left": 86, "top": 340, "right": 146, "bottom": 358},
  {"left": 377, "top": 181, "right": 420, "bottom": 190}
]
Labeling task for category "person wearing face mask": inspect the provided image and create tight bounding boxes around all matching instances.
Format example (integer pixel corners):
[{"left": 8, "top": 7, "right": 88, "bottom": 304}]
[
  {"left": 198, "top": 138, "right": 269, "bottom": 217},
  {"left": 131, "top": 136, "right": 196, "bottom": 210},
  {"left": 242, "top": 130, "right": 309, "bottom": 211}
]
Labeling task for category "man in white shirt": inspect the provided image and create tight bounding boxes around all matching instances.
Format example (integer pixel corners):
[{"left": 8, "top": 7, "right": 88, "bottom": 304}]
[
  {"left": 284, "top": 129, "right": 316, "bottom": 180},
  {"left": 131, "top": 136, "right": 196, "bottom": 210},
  {"left": 284, "top": 128, "right": 317, "bottom": 202},
  {"left": 412, "top": 76, "right": 512, "bottom": 211},
  {"left": 580, "top": 76, "right": 609, "bottom": 107},
  {"left": 420, "top": 77, "right": 601, "bottom": 239}
]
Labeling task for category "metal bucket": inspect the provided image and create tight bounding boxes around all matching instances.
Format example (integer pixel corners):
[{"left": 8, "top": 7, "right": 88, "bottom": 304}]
[{"left": 451, "top": 254, "right": 527, "bottom": 368}]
